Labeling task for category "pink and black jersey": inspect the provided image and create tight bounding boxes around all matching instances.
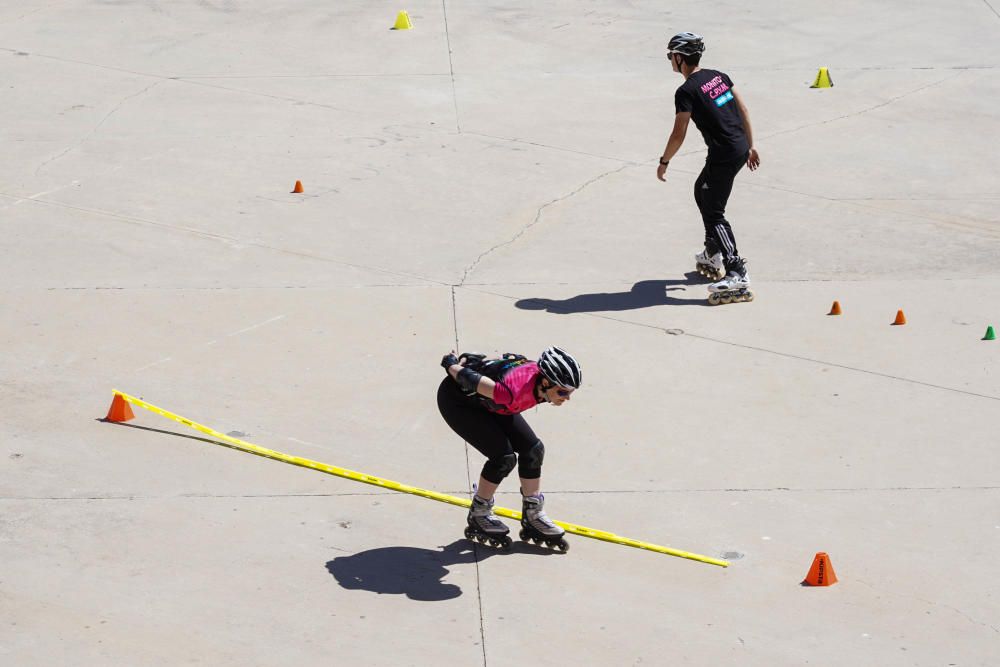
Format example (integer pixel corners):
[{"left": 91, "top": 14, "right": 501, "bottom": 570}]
[{"left": 481, "top": 361, "right": 542, "bottom": 415}]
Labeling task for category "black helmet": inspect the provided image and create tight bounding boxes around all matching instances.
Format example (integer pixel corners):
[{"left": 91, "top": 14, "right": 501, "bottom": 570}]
[
  {"left": 537, "top": 347, "right": 582, "bottom": 389},
  {"left": 668, "top": 32, "right": 705, "bottom": 56}
]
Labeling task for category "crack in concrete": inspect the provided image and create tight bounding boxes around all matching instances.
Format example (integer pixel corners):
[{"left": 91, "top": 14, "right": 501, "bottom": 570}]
[
  {"left": 727, "top": 65, "right": 997, "bottom": 72},
  {"left": 691, "top": 173, "right": 1000, "bottom": 240},
  {"left": 856, "top": 578, "right": 1000, "bottom": 635},
  {"left": 983, "top": 0, "right": 1000, "bottom": 19},
  {"left": 763, "top": 71, "right": 966, "bottom": 142},
  {"left": 178, "top": 72, "right": 452, "bottom": 79},
  {"left": 459, "top": 163, "right": 631, "bottom": 285},
  {"left": 29, "top": 284, "right": 440, "bottom": 290},
  {"left": 6, "top": 486, "right": 997, "bottom": 501},
  {"left": 463, "top": 284, "right": 1000, "bottom": 403},
  {"left": 0, "top": 1, "right": 65, "bottom": 27},
  {"left": 682, "top": 330, "right": 1000, "bottom": 402},
  {"left": 0, "top": 191, "right": 450, "bottom": 287},
  {"left": 34, "top": 80, "right": 164, "bottom": 176},
  {"left": 440, "top": 0, "right": 461, "bottom": 134},
  {"left": 465, "top": 131, "right": 638, "bottom": 164},
  {"left": 0, "top": 47, "right": 438, "bottom": 128},
  {"left": 0, "top": 275, "right": 980, "bottom": 291},
  {"left": 448, "top": 273, "right": 488, "bottom": 667}
]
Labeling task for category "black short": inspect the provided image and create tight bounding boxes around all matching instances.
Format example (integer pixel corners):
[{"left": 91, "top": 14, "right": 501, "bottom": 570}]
[{"left": 436, "top": 378, "right": 542, "bottom": 483}]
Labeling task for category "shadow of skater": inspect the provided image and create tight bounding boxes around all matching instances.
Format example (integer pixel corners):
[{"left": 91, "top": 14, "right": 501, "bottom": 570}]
[
  {"left": 515, "top": 274, "right": 710, "bottom": 314},
  {"left": 326, "top": 538, "right": 556, "bottom": 601}
]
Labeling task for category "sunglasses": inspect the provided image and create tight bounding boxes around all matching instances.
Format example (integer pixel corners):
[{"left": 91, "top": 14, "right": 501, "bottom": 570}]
[{"left": 554, "top": 388, "right": 574, "bottom": 397}]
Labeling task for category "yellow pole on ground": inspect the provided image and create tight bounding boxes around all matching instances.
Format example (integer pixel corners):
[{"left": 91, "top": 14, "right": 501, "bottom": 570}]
[{"left": 108, "top": 389, "right": 729, "bottom": 568}]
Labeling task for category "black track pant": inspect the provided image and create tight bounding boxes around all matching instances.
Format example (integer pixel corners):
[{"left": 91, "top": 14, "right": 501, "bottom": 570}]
[
  {"left": 694, "top": 152, "right": 747, "bottom": 269},
  {"left": 437, "top": 378, "right": 542, "bottom": 484}
]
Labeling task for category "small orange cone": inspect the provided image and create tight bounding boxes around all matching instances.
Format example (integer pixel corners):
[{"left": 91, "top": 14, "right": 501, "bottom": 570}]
[
  {"left": 292, "top": 180, "right": 304, "bottom": 193},
  {"left": 828, "top": 300, "right": 842, "bottom": 316},
  {"left": 105, "top": 394, "right": 135, "bottom": 423},
  {"left": 803, "top": 552, "right": 838, "bottom": 586},
  {"left": 892, "top": 309, "right": 907, "bottom": 326}
]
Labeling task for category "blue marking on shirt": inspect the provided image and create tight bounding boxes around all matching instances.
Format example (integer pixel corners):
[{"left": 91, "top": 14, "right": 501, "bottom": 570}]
[{"left": 715, "top": 91, "right": 734, "bottom": 107}]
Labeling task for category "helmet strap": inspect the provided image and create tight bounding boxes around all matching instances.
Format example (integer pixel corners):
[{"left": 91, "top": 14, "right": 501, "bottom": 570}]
[{"left": 535, "top": 376, "right": 550, "bottom": 403}]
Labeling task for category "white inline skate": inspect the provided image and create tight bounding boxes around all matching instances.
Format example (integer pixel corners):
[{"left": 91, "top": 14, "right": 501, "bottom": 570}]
[
  {"left": 695, "top": 248, "right": 725, "bottom": 281},
  {"left": 519, "top": 494, "right": 569, "bottom": 552},
  {"left": 707, "top": 258, "right": 754, "bottom": 305},
  {"left": 465, "top": 495, "right": 512, "bottom": 549}
]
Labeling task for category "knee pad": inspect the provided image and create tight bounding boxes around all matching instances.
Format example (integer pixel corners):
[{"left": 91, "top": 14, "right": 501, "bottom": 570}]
[
  {"left": 518, "top": 440, "right": 545, "bottom": 479},
  {"left": 524, "top": 440, "right": 545, "bottom": 468},
  {"left": 482, "top": 453, "right": 517, "bottom": 483}
]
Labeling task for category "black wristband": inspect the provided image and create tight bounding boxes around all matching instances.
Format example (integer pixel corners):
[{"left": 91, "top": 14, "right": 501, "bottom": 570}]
[{"left": 659, "top": 157, "right": 670, "bottom": 166}]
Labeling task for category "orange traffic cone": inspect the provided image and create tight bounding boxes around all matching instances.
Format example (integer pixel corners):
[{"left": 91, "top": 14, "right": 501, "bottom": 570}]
[
  {"left": 828, "top": 300, "right": 842, "bottom": 316},
  {"left": 292, "top": 180, "right": 304, "bottom": 193},
  {"left": 892, "top": 309, "right": 907, "bottom": 325},
  {"left": 105, "top": 394, "right": 135, "bottom": 422},
  {"left": 803, "top": 552, "right": 838, "bottom": 586}
]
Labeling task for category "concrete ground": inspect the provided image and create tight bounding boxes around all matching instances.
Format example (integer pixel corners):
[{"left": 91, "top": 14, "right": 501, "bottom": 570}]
[{"left": 2, "top": 1, "right": 999, "bottom": 665}]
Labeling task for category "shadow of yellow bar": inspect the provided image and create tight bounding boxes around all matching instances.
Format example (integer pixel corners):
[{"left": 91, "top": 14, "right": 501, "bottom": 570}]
[{"left": 110, "top": 389, "right": 728, "bottom": 568}]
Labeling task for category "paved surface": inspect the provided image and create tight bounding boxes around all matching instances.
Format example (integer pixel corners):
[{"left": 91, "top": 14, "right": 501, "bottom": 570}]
[{"left": 2, "top": 2, "right": 999, "bottom": 665}]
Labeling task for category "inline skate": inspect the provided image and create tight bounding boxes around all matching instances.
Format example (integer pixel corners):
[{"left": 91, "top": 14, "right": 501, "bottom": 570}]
[
  {"left": 695, "top": 248, "right": 725, "bottom": 281},
  {"left": 519, "top": 494, "right": 569, "bottom": 552},
  {"left": 707, "top": 257, "right": 754, "bottom": 305},
  {"left": 464, "top": 495, "right": 512, "bottom": 549}
]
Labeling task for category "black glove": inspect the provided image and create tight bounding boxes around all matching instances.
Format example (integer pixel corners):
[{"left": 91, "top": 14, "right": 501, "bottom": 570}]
[
  {"left": 441, "top": 353, "right": 459, "bottom": 369},
  {"left": 458, "top": 352, "right": 485, "bottom": 367}
]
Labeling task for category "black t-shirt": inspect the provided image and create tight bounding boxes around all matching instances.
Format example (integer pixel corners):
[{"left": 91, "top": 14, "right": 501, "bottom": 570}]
[{"left": 674, "top": 69, "right": 749, "bottom": 160}]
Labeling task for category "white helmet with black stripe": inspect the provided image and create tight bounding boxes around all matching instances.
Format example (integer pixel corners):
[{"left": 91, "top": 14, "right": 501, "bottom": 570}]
[{"left": 537, "top": 347, "right": 582, "bottom": 389}]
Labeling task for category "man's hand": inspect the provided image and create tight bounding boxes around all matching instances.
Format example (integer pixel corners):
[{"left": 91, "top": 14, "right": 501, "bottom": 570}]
[
  {"left": 656, "top": 162, "right": 668, "bottom": 182},
  {"left": 441, "top": 352, "right": 459, "bottom": 369},
  {"left": 746, "top": 148, "right": 760, "bottom": 171}
]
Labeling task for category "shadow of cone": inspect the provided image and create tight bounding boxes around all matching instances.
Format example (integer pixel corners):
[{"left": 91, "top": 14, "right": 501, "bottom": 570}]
[
  {"left": 292, "top": 180, "right": 304, "bottom": 194},
  {"left": 828, "top": 300, "right": 842, "bottom": 316},
  {"left": 803, "top": 552, "right": 838, "bottom": 586},
  {"left": 105, "top": 394, "right": 134, "bottom": 423},
  {"left": 892, "top": 309, "right": 907, "bottom": 326}
]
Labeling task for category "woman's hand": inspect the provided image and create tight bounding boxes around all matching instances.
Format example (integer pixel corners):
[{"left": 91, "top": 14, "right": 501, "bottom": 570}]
[
  {"left": 458, "top": 352, "right": 484, "bottom": 367},
  {"left": 441, "top": 352, "right": 459, "bottom": 369}
]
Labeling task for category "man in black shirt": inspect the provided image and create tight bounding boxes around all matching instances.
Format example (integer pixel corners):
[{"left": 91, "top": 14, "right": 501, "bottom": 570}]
[{"left": 656, "top": 32, "right": 760, "bottom": 304}]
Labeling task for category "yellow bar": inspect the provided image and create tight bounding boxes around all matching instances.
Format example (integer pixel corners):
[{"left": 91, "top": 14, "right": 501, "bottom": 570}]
[{"left": 111, "top": 389, "right": 728, "bottom": 567}]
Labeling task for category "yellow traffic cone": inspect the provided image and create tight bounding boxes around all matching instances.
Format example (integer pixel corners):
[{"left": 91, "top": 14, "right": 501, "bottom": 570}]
[
  {"left": 391, "top": 10, "right": 413, "bottom": 30},
  {"left": 811, "top": 67, "right": 833, "bottom": 88}
]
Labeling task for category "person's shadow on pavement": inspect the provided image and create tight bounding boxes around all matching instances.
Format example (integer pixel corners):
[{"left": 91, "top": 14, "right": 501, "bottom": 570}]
[
  {"left": 326, "top": 538, "right": 557, "bottom": 601},
  {"left": 515, "top": 274, "right": 710, "bottom": 314}
]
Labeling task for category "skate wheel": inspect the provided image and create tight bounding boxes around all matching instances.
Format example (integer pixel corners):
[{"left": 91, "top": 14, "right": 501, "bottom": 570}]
[
  {"left": 557, "top": 540, "right": 569, "bottom": 553},
  {"left": 476, "top": 535, "right": 486, "bottom": 544},
  {"left": 708, "top": 293, "right": 720, "bottom": 306},
  {"left": 518, "top": 529, "right": 529, "bottom": 541},
  {"left": 745, "top": 292, "right": 754, "bottom": 302},
  {"left": 500, "top": 536, "right": 512, "bottom": 550},
  {"left": 464, "top": 527, "right": 475, "bottom": 540},
  {"left": 721, "top": 294, "right": 733, "bottom": 304}
]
